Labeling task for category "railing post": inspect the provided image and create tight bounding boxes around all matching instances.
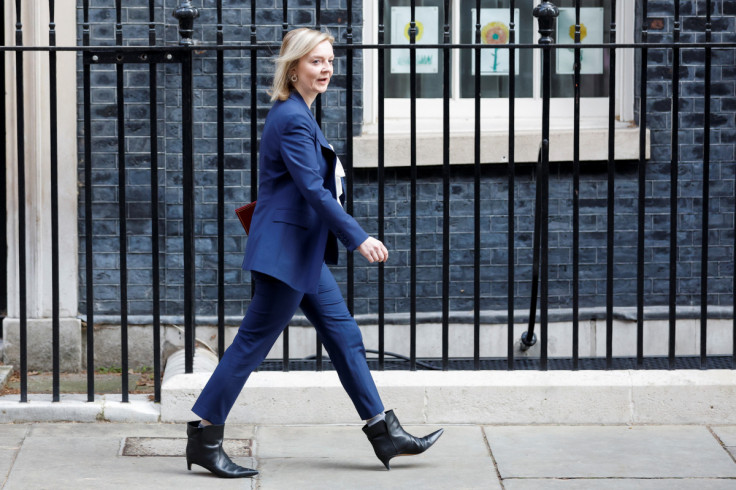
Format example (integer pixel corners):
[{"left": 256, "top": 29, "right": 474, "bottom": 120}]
[
  {"left": 522, "top": 2, "right": 558, "bottom": 368},
  {"left": 149, "top": 0, "right": 163, "bottom": 403},
  {"left": 83, "top": 0, "right": 95, "bottom": 401},
  {"left": 115, "top": 0, "right": 130, "bottom": 403},
  {"left": 669, "top": 0, "right": 681, "bottom": 370},
  {"left": 173, "top": 0, "right": 199, "bottom": 46},
  {"left": 14, "top": 0, "right": 28, "bottom": 402},
  {"left": 173, "top": 1, "right": 199, "bottom": 373}
]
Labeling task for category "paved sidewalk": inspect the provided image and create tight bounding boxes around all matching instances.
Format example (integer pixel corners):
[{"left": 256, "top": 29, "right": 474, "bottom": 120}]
[{"left": 2, "top": 422, "right": 736, "bottom": 489}]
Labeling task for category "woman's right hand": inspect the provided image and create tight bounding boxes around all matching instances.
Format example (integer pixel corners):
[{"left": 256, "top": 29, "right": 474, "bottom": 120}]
[{"left": 358, "top": 237, "right": 389, "bottom": 263}]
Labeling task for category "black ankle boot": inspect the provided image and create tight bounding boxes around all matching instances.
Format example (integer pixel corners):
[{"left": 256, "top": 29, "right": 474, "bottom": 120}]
[
  {"left": 362, "top": 410, "right": 444, "bottom": 470},
  {"left": 186, "top": 421, "right": 258, "bottom": 478}
]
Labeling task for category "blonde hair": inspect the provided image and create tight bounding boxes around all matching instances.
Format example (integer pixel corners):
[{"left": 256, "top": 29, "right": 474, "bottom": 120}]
[{"left": 270, "top": 28, "right": 335, "bottom": 102}]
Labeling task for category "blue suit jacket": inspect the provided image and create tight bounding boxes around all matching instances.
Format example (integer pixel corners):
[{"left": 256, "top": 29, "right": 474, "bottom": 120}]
[{"left": 242, "top": 92, "right": 369, "bottom": 294}]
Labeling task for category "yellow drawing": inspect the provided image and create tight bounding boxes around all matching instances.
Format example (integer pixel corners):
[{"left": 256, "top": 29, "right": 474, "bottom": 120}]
[
  {"left": 481, "top": 21, "right": 509, "bottom": 72},
  {"left": 404, "top": 21, "right": 425, "bottom": 42},
  {"left": 568, "top": 23, "right": 588, "bottom": 41},
  {"left": 481, "top": 21, "right": 509, "bottom": 45},
  {"left": 567, "top": 22, "right": 587, "bottom": 65}
]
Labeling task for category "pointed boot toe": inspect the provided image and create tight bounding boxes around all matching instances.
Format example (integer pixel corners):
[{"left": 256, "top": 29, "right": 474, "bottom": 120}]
[
  {"left": 362, "top": 410, "right": 444, "bottom": 470},
  {"left": 421, "top": 428, "right": 444, "bottom": 450}
]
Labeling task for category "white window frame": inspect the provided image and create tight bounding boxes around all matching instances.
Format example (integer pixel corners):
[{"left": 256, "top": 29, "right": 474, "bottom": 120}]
[{"left": 357, "top": 0, "right": 644, "bottom": 167}]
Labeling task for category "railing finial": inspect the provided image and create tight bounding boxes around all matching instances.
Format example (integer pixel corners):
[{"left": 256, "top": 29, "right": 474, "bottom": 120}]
[
  {"left": 173, "top": 0, "right": 200, "bottom": 46},
  {"left": 533, "top": 1, "right": 559, "bottom": 45}
]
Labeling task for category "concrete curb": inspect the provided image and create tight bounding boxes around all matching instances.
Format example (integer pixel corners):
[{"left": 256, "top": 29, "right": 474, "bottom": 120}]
[
  {"left": 160, "top": 369, "right": 736, "bottom": 425},
  {"left": 2, "top": 366, "right": 735, "bottom": 425},
  {"left": 0, "top": 394, "right": 160, "bottom": 423}
]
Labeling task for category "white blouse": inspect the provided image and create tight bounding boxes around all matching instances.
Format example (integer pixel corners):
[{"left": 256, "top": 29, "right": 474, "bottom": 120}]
[{"left": 335, "top": 155, "right": 345, "bottom": 205}]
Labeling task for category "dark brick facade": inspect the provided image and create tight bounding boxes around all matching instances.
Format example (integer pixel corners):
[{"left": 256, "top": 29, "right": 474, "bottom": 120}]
[{"left": 78, "top": 1, "right": 736, "bottom": 321}]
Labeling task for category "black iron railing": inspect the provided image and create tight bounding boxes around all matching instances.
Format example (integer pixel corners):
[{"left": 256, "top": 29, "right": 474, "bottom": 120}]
[{"left": 3, "top": 0, "right": 736, "bottom": 405}]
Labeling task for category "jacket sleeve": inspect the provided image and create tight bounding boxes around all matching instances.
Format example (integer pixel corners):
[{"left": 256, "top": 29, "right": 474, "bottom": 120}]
[{"left": 278, "top": 112, "right": 369, "bottom": 251}]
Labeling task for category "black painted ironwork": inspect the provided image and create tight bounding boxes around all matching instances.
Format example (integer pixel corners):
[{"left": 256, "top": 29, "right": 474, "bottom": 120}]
[
  {"left": 82, "top": 0, "right": 95, "bottom": 402},
  {"left": 115, "top": 0, "right": 130, "bottom": 402},
  {"left": 49, "top": 0, "right": 60, "bottom": 402},
  {"left": 409, "top": 3, "right": 418, "bottom": 371},
  {"left": 637, "top": 0, "right": 649, "bottom": 369},
  {"left": 507, "top": 0, "right": 517, "bottom": 371},
  {"left": 0, "top": 0, "right": 5, "bottom": 347},
  {"left": 173, "top": 0, "right": 199, "bottom": 46},
  {"left": 701, "top": 0, "right": 712, "bottom": 369},
  {"left": 249, "top": 0, "right": 258, "bottom": 345},
  {"left": 442, "top": 0, "right": 451, "bottom": 371},
  {"left": 280, "top": 3, "right": 290, "bottom": 373},
  {"left": 15, "top": 0, "right": 27, "bottom": 403},
  {"left": 521, "top": 146, "right": 543, "bottom": 354},
  {"left": 148, "top": 0, "right": 162, "bottom": 403},
  {"left": 606, "top": 0, "right": 617, "bottom": 370},
  {"left": 521, "top": 1, "right": 559, "bottom": 371},
  {"left": 473, "top": 0, "right": 482, "bottom": 370},
  {"left": 216, "top": 0, "right": 226, "bottom": 365},
  {"left": 181, "top": 51, "right": 196, "bottom": 375},
  {"left": 571, "top": 0, "right": 581, "bottom": 371},
  {"left": 5, "top": 0, "right": 736, "bottom": 407},
  {"left": 670, "top": 0, "right": 681, "bottom": 370},
  {"left": 173, "top": 1, "right": 199, "bottom": 375},
  {"left": 377, "top": 1, "right": 386, "bottom": 371},
  {"left": 346, "top": 0, "right": 355, "bottom": 318},
  {"left": 315, "top": 0, "right": 324, "bottom": 373}
]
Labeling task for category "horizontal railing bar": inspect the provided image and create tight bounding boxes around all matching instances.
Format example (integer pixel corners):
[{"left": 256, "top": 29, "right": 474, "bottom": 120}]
[
  {"left": 3, "top": 41, "right": 736, "bottom": 52},
  {"left": 83, "top": 51, "right": 186, "bottom": 64},
  {"left": 259, "top": 356, "right": 736, "bottom": 371},
  {"left": 80, "top": 305, "right": 736, "bottom": 328}
]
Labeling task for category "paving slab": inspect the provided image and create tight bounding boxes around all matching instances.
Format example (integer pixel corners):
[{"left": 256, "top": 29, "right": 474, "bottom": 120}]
[
  {"left": 0, "top": 425, "right": 28, "bottom": 485},
  {"left": 503, "top": 478, "right": 736, "bottom": 489},
  {"left": 710, "top": 426, "right": 736, "bottom": 462},
  {"left": 0, "top": 424, "right": 29, "bottom": 444},
  {"left": 711, "top": 426, "right": 736, "bottom": 446},
  {"left": 7, "top": 422, "right": 736, "bottom": 489},
  {"left": 23, "top": 421, "right": 186, "bottom": 438},
  {"left": 2, "top": 424, "right": 256, "bottom": 490},
  {"left": 258, "top": 456, "right": 498, "bottom": 490},
  {"left": 485, "top": 426, "right": 736, "bottom": 479},
  {"left": 256, "top": 424, "right": 500, "bottom": 489},
  {"left": 20, "top": 421, "right": 255, "bottom": 441}
]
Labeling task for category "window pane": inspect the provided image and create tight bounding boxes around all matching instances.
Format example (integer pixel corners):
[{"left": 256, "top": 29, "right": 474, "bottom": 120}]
[
  {"left": 551, "top": 0, "right": 610, "bottom": 98},
  {"left": 459, "top": 0, "right": 534, "bottom": 98},
  {"left": 383, "top": 0, "right": 448, "bottom": 98}
]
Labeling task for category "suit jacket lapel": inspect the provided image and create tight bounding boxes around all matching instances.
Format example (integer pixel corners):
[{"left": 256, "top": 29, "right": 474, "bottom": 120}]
[{"left": 288, "top": 92, "right": 336, "bottom": 168}]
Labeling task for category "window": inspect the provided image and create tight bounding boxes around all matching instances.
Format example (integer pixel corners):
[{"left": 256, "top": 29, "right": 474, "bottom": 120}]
[{"left": 357, "top": 0, "right": 642, "bottom": 166}]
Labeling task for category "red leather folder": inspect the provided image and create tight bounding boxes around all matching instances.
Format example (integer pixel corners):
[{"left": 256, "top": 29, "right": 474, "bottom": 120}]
[{"left": 235, "top": 201, "right": 256, "bottom": 235}]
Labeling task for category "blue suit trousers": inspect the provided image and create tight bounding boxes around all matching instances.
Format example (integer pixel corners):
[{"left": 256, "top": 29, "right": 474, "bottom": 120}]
[{"left": 191, "top": 263, "right": 385, "bottom": 424}]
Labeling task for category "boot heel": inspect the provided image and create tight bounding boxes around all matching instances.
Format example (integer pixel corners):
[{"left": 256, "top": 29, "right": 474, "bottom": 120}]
[
  {"left": 187, "top": 460, "right": 192, "bottom": 471},
  {"left": 380, "top": 456, "right": 391, "bottom": 470}
]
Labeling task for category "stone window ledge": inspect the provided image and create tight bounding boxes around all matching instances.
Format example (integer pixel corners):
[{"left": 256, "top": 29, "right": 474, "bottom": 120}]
[{"left": 352, "top": 127, "right": 650, "bottom": 168}]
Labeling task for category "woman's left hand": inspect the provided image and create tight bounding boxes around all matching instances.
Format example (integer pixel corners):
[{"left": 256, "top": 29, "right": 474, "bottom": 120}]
[{"left": 358, "top": 237, "right": 389, "bottom": 263}]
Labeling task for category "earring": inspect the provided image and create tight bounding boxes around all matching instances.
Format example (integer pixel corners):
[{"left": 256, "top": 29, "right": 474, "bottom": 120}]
[{"left": 290, "top": 74, "right": 298, "bottom": 83}]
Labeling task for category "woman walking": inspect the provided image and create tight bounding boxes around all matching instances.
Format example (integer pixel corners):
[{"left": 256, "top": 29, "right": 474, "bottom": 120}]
[{"left": 185, "top": 28, "right": 443, "bottom": 478}]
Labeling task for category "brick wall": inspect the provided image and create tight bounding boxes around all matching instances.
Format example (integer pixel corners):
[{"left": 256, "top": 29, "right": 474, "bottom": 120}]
[
  {"left": 78, "top": 1, "right": 736, "bottom": 321},
  {"left": 634, "top": 0, "right": 736, "bottom": 310},
  {"left": 78, "top": 0, "right": 363, "bottom": 317}
]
